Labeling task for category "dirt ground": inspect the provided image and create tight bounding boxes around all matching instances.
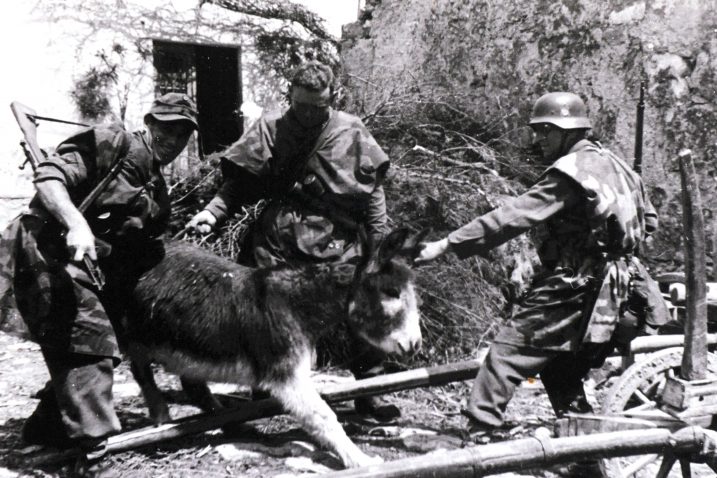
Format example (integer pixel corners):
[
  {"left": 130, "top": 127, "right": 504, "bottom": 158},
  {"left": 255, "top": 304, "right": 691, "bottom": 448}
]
[{"left": 0, "top": 332, "right": 580, "bottom": 478}]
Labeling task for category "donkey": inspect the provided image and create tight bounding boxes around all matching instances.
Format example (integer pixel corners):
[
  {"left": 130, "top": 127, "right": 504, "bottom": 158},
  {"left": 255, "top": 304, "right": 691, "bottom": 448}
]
[{"left": 124, "top": 228, "right": 426, "bottom": 468}]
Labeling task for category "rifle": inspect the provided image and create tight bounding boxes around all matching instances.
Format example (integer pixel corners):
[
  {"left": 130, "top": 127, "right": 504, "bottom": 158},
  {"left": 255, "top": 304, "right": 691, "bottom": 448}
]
[
  {"left": 633, "top": 80, "right": 646, "bottom": 174},
  {"left": 10, "top": 101, "right": 113, "bottom": 291}
]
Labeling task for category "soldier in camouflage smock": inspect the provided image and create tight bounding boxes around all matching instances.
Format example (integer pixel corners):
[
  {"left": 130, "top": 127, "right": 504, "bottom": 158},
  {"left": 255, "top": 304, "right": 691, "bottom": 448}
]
[
  {"left": 188, "top": 61, "right": 398, "bottom": 420},
  {"left": 0, "top": 93, "right": 197, "bottom": 454},
  {"left": 416, "top": 92, "right": 665, "bottom": 434}
]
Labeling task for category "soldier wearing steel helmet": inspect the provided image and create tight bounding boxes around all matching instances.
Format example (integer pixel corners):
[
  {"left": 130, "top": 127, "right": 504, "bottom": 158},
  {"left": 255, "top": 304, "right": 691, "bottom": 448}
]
[{"left": 416, "top": 92, "right": 660, "bottom": 437}]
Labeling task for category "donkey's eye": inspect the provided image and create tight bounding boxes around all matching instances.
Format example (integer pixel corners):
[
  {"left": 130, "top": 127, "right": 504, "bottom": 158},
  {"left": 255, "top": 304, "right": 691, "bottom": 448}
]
[{"left": 382, "top": 287, "right": 401, "bottom": 298}]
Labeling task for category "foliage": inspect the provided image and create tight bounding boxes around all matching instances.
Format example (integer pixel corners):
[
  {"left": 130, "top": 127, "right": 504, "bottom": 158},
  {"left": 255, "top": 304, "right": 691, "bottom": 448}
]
[
  {"left": 34, "top": 0, "right": 339, "bottom": 110},
  {"left": 70, "top": 65, "right": 115, "bottom": 121},
  {"left": 339, "top": 77, "right": 544, "bottom": 361},
  {"left": 34, "top": 0, "right": 542, "bottom": 362},
  {"left": 163, "top": 82, "right": 542, "bottom": 364},
  {"left": 70, "top": 43, "right": 132, "bottom": 122}
]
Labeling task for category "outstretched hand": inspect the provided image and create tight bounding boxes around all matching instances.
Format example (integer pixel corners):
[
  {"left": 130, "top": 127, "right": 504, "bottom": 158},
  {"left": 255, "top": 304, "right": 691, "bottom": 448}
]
[
  {"left": 413, "top": 238, "right": 450, "bottom": 265},
  {"left": 187, "top": 210, "right": 217, "bottom": 235}
]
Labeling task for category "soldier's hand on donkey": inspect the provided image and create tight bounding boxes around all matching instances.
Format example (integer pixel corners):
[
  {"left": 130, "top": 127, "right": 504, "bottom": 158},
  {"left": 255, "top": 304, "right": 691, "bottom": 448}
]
[
  {"left": 414, "top": 237, "right": 450, "bottom": 265},
  {"left": 186, "top": 210, "right": 217, "bottom": 235}
]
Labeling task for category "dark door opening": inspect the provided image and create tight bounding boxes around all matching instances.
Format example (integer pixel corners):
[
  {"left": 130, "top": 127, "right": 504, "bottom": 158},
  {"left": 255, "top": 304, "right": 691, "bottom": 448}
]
[{"left": 153, "top": 40, "right": 242, "bottom": 155}]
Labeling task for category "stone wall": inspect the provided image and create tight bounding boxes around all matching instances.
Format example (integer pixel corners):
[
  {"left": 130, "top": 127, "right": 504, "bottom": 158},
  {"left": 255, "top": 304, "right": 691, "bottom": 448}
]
[{"left": 341, "top": 0, "right": 717, "bottom": 271}]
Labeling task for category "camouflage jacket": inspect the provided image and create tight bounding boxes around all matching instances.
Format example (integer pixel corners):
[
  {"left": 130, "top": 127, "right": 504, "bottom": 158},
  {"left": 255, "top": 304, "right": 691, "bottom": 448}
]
[
  {"left": 449, "top": 140, "right": 656, "bottom": 350},
  {"left": 32, "top": 125, "right": 170, "bottom": 246},
  {"left": 205, "top": 108, "right": 390, "bottom": 267},
  {"left": 0, "top": 125, "right": 169, "bottom": 358}
]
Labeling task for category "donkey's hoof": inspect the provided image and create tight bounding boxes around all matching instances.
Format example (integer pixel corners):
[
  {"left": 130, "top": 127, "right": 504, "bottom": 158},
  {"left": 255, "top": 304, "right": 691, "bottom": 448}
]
[{"left": 347, "top": 452, "right": 383, "bottom": 468}]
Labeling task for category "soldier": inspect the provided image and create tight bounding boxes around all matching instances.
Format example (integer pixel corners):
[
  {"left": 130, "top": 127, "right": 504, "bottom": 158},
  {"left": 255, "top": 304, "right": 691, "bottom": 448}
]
[
  {"left": 187, "top": 60, "right": 399, "bottom": 420},
  {"left": 0, "top": 93, "right": 197, "bottom": 467},
  {"left": 416, "top": 92, "right": 662, "bottom": 436}
]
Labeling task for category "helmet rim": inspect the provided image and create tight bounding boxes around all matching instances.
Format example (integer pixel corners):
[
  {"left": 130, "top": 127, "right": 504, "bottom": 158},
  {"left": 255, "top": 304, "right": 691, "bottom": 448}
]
[{"left": 529, "top": 92, "right": 591, "bottom": 130}]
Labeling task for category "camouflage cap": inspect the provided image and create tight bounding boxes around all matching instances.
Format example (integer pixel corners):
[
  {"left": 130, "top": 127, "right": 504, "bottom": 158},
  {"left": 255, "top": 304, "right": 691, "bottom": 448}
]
[{"left": 144, "top": 92, "right": 198, "bottom": 129}]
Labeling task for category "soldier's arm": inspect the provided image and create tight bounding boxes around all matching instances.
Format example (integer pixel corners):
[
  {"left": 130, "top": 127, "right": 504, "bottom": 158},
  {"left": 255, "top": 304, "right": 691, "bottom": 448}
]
[
  {"left": 202, "top": 117, "right": 272, "bottom": 223},
  {"left": 365, "top": 161, "right": 389, "bottom": 243},
  {"left": 203, "top": 160, "right": 267, "bottom": 223},
  {"left": 35, "top": 180, "right": 96, "bottom": 261},
  {"left": 33, "top": 150, "right": 96, "bottom": 261},
  {"left": 447, "top": 172, "right": 582, "bottom": 259}
]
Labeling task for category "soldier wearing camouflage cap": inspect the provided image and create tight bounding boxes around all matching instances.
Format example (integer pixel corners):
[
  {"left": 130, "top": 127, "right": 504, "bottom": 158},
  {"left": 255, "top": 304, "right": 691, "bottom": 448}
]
[
  {"left": 187, "top": 60, "right": 400, "bottom": 421},
  {"left": 0, "top": 92, "right": 197, "bottom": 466},
  {"left": 416, "top": 92, "right": 662, "bottom": 440}
]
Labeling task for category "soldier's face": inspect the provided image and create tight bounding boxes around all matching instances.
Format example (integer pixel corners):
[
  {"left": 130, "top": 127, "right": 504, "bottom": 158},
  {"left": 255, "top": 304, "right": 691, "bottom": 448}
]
[
  {"left": 531, "top": 123, "right": 565, "bottom": 162},
  {"left": 290, "top": 86, "right": 331, "bottom": 128},
  {"left": 148, "top": 120, "right": 193, "bottom": 165}
]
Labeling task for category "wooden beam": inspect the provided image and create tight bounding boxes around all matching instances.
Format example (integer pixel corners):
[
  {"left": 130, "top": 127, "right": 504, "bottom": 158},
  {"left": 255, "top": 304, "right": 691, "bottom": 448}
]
[
  {"left": 319, "top": 359, "right": 481, "bottom": 401},
  {"left": 323, "top": 427, "right": 707, "bottom": 478},
  {"left": 25, "top": 359, "right": 483, "bottom": 466},
  {"left": 629, "top": 334, "right": 717, "bottom": 354},
  {"left": 678, "top": 149, "right": 709, "bottom": 380},
  {"left": 24, "top": 332, "right": 717, "bottom": 466}
]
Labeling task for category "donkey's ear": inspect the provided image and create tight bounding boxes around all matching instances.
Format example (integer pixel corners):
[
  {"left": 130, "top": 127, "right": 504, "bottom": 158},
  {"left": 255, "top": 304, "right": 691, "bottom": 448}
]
[{"left": 377, "top": 228, "right": 411, "bottom": 266}]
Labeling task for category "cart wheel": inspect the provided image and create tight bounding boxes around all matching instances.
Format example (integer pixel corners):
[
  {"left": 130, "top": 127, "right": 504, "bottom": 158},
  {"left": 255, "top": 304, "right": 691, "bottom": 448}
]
[{"left": 599, "top": 347, "right": 717, "bottom": 477}]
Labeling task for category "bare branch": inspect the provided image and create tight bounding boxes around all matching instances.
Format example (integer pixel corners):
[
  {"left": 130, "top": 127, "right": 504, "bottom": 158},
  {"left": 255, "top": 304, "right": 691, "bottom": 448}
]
[
  {"left": 201, "top": 0, "right": 335, "bottom": 43},
  {"left": 411, "top": 145, "right": 500, "bottom": 176}
]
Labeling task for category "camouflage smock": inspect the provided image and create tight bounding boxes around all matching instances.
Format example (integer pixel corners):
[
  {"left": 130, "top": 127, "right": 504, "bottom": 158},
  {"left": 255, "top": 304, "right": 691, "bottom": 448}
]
[
  {"left": 448, "top": 139, "right": 655, "bottom": 351},
  {"left": 0, "top": 125, "right": 169, "bottom": 360},
  {"left": 205, "top": 108, "right": 390, "bottom": 267}
]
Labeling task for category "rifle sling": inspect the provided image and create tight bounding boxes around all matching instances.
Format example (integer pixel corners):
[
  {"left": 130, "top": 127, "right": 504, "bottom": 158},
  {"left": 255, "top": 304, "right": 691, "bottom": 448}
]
[{"left": 77, "top": 130, "right": 131, "bottom": 214}]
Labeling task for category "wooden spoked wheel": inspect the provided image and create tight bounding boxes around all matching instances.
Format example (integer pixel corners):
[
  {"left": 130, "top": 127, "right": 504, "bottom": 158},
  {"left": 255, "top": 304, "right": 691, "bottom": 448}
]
[{"left": 599, "top": 347, "right": 717, "bottom": 477}]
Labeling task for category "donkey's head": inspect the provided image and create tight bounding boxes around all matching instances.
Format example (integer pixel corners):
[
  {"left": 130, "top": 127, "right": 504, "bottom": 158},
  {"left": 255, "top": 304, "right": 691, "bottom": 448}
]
[{"left": 346, "top": 228, "right": 428, "bottom": 356}]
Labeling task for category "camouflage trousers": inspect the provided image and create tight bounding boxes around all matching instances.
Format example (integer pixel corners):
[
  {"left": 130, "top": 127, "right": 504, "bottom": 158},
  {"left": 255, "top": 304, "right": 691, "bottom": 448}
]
[
  {"left": 26, "top": 348, "right": 121, "bottom": 444},
  {"left": 463, "top": 342, "right": 613, "bottom": 427},
  {"left": 0, "top": 214, "right": 127, "bottom": 442},
  {"left": 0, "top": 214, "right": 120, "bottom": 360}
]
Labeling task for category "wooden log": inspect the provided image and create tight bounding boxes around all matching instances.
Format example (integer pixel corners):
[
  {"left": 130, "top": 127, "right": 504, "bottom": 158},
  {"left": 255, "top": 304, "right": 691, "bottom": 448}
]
[
  {"left": 629, "top": 334, "right": 717, "bottom": 354},
  {"left": 324, "top": 427, "right": 707, "bottom": 478},
  {"left": 26, "top": 328, "right": 717, "bottom": 467},
  {"left": 25, "top": 359, "right": 483, "bottom": 465},
  {"left": 25, "top": 335, "right": 717, "bottom": 466},
  {"left": 319, "top": 359, "right": 481, "bottom": 401},
  {"left": 678, "top": 149, "right": 708, "bottom": 380}
]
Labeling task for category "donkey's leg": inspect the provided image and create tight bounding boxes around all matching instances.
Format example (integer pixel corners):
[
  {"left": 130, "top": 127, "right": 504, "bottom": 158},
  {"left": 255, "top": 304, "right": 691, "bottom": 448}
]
[
  {"left": 127, "top": 345, "right": 170, "bottom": 424},
  {"left": 267, "top": 356, "right": 382, "bottom": 468},
  {"left": 180, "top": 376, "right": 224, "bottom": 414}
]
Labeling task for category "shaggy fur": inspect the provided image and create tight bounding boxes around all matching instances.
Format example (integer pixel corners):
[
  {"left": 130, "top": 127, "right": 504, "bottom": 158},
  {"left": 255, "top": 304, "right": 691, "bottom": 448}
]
[{"left": 124, "top": 228, "right": 426, "bottom": 468}]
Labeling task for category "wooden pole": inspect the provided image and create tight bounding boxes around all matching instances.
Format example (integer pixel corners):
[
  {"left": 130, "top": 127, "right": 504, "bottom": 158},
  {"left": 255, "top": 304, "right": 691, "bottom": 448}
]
[
  {"left": 26, "top": 360, "right": 483, "bottom": 465},
  {"left": 323, "top": 427, "right": 707, "bottom": 478},
  {"left": 678, "top": 149, "right": 709, "bottom": 380},
  {"left": 26, "top": 330, "right": 717, "bottom": 466},
  {"left": 27, "top": 326, "right": 717, "bottom": 467},
  {"left": 629, "top": 333, "right": 717, "bottom": 354}
]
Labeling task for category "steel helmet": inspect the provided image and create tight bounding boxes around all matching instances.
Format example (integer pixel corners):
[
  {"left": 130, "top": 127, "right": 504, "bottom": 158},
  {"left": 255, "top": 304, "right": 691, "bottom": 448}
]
[{"left": 529, "top": 92, "right": 591, "bottom": 130}]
